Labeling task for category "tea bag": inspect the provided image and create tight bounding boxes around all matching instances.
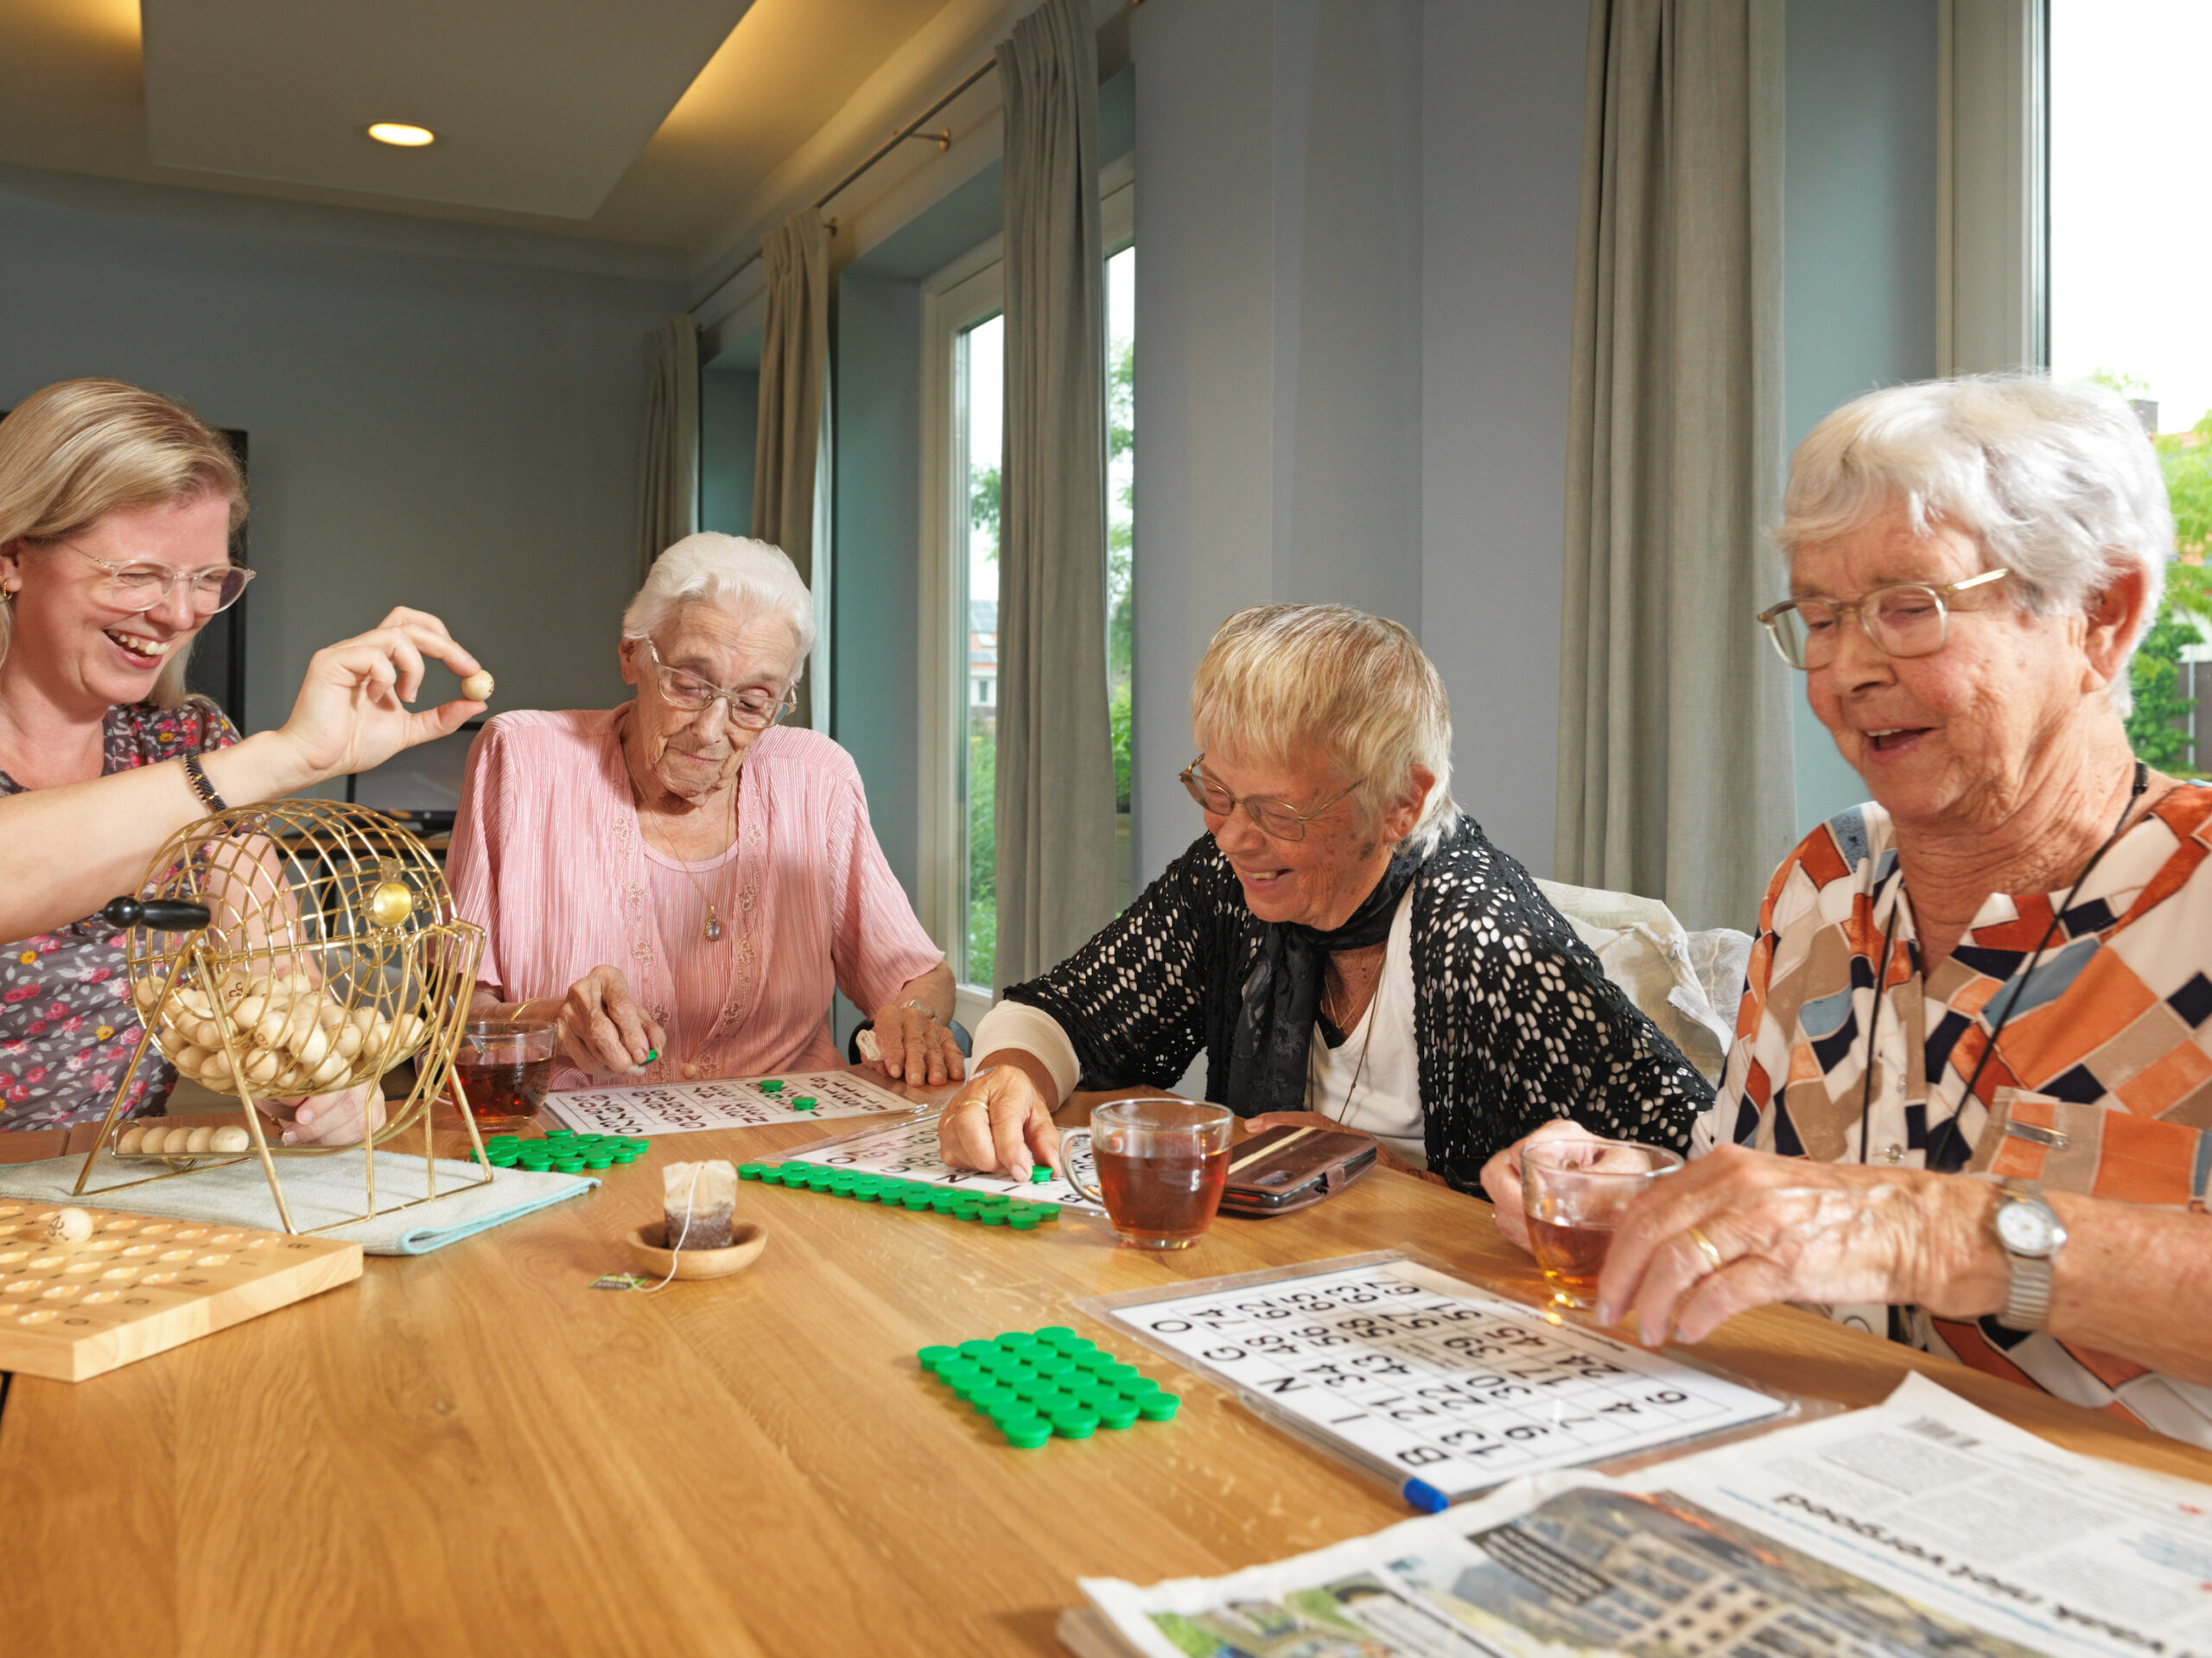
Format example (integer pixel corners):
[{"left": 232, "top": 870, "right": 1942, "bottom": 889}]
[{"left": 663, "top": 1159, "right": 737, "bottom": 1250}]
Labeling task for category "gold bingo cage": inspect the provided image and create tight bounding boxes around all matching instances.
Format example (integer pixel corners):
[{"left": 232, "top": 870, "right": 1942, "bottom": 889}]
[{"left": 72, "top": 797, "right": 495, "bottom": 1233}]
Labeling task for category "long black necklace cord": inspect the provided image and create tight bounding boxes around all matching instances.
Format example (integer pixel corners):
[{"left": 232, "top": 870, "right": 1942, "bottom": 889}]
[{"left": 1859, "top": 760, "right": 2150, "bottom": 1172}]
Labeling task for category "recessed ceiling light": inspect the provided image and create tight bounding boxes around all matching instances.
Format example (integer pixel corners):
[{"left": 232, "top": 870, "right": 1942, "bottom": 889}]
[{"left": 366, "top": 123, "right": 435, "bottom": 148}]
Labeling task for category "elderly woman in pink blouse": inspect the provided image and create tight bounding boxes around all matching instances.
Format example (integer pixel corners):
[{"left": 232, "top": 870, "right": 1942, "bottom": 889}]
[{"left": 448, "top": 533, "right": 962, "bottom": 1090}]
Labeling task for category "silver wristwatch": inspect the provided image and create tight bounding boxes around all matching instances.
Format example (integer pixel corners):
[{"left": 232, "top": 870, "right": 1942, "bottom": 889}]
[{"left": 1989, "top": 1178, "right": 2068, "bottom": 1331}]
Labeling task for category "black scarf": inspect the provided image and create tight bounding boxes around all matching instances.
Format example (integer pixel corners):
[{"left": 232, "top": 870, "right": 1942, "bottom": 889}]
[{"left": 1224, "top": 843, "right": 1426, "bottom": 1116}]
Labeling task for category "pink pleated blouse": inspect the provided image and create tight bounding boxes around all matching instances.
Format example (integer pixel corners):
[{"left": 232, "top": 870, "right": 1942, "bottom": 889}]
[{"left": 447, "top": 708, "right": 944, "bottom": 1089}]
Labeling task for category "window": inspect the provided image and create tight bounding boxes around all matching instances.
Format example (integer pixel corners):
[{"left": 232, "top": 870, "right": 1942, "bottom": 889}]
[
  {"left": 921, "top": 175, "right": 1135, "bottom": 1013},
  {"left": 957, "top": 309, "right": 1005, "bottom": 984},
  {"left": 1106, "top": 238, "right": 1135, "bottom": 910},
  {"left": 2049, "top": 0, "right": 2212, "bottom": 774}
]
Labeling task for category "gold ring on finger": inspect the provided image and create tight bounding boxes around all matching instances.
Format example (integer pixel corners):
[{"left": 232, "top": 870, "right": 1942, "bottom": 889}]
[{"left": 1686, "top": 1225, "right": 1725, "bottom": 1274}]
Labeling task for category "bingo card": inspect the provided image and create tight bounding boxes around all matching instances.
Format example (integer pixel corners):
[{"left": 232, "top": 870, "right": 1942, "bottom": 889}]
[
  {"left": 1091, "top": 1254, "right": 1788, "bottom": 1504},
  {"left": 778, "top": 1114, "right": 1104, "bottom": 1212},
  {"left": 543, "top": 1070, "right": 917, "bottom": 1137}
]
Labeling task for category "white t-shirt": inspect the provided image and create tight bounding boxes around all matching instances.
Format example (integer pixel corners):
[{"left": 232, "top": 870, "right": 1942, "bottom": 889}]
[{"left": 969, "top": 886, "right": 1426, "bottom": 1166}]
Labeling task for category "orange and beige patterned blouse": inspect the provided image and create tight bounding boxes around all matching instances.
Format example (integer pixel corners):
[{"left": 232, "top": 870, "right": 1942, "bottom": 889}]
[{"left": 1716, "top": 785, "right": 2212, "bottom": 1445}]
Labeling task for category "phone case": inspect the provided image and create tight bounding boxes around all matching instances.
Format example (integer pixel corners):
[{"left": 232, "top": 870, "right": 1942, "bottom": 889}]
[{"left": 1219, "top": 1122, "right": 1378, "bottom": 1217}]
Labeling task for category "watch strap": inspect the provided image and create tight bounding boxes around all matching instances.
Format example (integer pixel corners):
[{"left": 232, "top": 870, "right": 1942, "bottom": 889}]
[
  {"left": 1994, "top": 1178, "right": 2058, "bottom": 1332},
  {"left": 182, "top": 753, "right": 229, "bottom": 815}
]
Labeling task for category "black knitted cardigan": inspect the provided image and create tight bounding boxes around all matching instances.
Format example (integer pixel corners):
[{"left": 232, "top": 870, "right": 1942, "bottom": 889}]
[{"left": 1000, "top": 816, "right": 1710, "bottom": 1197}]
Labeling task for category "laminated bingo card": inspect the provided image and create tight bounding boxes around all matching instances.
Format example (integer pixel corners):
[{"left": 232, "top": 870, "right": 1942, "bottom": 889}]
[
  {"left": 779, "top": 1114, "right": 1104, "bottom": 1213},
  {"left": 543, "top": 1070, "right": 918, "bottom": 1137},
  {"left": 1091, "top": 1254, "right": 1789, "bottom": 1508}
]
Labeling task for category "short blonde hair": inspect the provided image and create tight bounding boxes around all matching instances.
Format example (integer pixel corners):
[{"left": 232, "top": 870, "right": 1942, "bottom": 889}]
[
  {"left": 1192, "top": 604, "right": 1458, "bottom": 851},
  {"left": 1775, "top": 374, "right": 2171, "bottom": 713},
  {"left": 0, "top": 379, "right": 246, "bottom": 709},
  {"left": 623, "top": 532, "right": 814, "bottom": 680}
]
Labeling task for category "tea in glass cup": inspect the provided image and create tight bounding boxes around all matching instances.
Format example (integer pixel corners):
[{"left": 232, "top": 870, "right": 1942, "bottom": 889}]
[
  {"left": 450, "top": 1019, "right": 556, "bottom": 1133},
  {"left": 1062, "top": 1096, "right": 1234, "bottom": 1249},
  {"left": 1520, "top": 1136, "right": 1684, "bottom": 1309}
]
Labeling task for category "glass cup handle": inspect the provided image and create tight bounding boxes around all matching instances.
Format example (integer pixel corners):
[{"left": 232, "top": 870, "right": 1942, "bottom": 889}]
[{"left": 1058, "top": 1128, "right": 1103, "bottom": 1205}]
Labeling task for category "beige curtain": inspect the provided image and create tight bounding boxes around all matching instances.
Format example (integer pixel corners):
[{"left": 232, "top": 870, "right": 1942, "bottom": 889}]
[
  {"left": 1554, "top": 0, "right": 1794, "bottom": 935},
  {"left": 752, "top": 211, "right": 831, "bottom": 730},
  {"left": 635, "top": 314, "right": 698, "bottom": 587},
  {"left": 993, "top": 0, "right": 1116, "bottom": 988}
]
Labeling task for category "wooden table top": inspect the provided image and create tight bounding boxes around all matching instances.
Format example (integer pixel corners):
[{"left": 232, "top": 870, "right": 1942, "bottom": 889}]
[{"left": 8, "top": 1088, "right": 2211, "bottom": 1658}]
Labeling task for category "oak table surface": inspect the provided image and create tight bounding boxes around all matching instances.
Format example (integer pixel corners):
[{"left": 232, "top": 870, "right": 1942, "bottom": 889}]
[{"left": 7, "top": 1089, "right": 2211, "bottom": 1658}]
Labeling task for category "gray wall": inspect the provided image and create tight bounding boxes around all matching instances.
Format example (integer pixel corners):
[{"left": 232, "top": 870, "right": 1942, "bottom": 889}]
[
  {"left": 1128, "top": 0, "right": 1585, "bottom": 883},
  {"left": 0, "top": 181, "right": 679, "bottom": 734},
  {"left": 1783, "top": 0, "right": 1942, "bottom": 831},
  {"left": 1421, "top": 1, "right": 1587, "bottom": 874},
  {"left": 831, "top": 273, "right": 925, "bottom": 893},
  {"left": 699, "top": 365, "right": 759, "bottom": 539}
]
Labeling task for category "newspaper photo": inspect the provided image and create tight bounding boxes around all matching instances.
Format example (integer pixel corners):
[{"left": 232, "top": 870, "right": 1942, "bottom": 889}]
[{"left": 1070, "top": 1374, "right": 2212, "bottom": 1658}]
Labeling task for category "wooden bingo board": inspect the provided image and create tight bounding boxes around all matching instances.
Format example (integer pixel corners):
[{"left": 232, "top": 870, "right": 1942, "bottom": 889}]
[
  {"left": 543, "top": 1070, "right": 916, "bottom": 1137},
  {"left": 1090, "top": 1253, "right": 1788, "bottom": 1504},
  {"left": 779, "top": 1115, "right": 1105, "bottom": 1212},
  {"left": 0, "top": 1202, "right": 362, "bottom": 1382}
]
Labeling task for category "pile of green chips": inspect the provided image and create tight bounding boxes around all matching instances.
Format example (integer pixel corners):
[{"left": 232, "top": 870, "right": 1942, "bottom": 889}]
[
  {"left": 474, "top": 1129, "right": 651, "bottom": 1173},
  {"left": 917, "top": 1327, "right": 1182, "bottom": 1448},
  {"left": 739, "top": 1163, "right": 1062, "bottom": 1229}
]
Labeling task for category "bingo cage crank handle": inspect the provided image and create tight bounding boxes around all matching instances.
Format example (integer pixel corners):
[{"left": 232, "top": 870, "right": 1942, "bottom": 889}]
[{"left": 100, "top": 896, "right": 213, "bottom": 932}]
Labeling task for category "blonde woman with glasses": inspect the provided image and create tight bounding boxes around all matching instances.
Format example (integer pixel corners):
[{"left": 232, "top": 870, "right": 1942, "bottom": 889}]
[
  {"left": 448, "top": 533, "right": 960, "bottom": 1089},
  {"left": 1484, "top": 374, "right": 2212, "bottom": 1447},
  {"left": 0, "top": 378, "right": 488, "bottom": 1139},
  {"left": 938, "top": 602, "right": 1710, "bottom": 1191}
]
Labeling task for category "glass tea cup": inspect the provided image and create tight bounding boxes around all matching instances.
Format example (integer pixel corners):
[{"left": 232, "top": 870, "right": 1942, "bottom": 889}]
[
  {"left": 449, "top": 1019, "right": 557, "bottom": 1133},
  {"left": 1061, "top": 1096, "right": 1236, "bottom": 1249},
  {"left": 1521, "top": 1136, "right": 1684, "bottom": 1310}
]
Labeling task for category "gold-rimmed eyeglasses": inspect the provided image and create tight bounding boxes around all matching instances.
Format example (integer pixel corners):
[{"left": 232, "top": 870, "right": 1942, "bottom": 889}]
[
  {"left": 637, "top": 638, "right": 796, "bottom": 729},
  {"left": 1756, "top": 569, "right": 2012, "bottom": 670},
  {"left": 63, "top": 540, "right": 254, "bottom": 616},
  {"left": 1179, "top": 755, "right": 1363, "bottom": 842}
]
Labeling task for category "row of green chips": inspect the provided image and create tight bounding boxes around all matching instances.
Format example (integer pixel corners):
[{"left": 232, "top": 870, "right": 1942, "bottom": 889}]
[
  {"left": 918, "top": 1326, "right": 1181, "bottom": 1448},
  {"left": 740, "top": 1164, "right": 1062, "bottom": 1229},
  {"left": 474, "top": 1131, "right": 651, "bottom": 1172}
]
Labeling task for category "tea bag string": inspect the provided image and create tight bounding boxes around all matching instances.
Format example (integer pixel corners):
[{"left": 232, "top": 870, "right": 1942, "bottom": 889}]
[{"left": 639, "top": 1161, "right": 702, "bottom": 1295}]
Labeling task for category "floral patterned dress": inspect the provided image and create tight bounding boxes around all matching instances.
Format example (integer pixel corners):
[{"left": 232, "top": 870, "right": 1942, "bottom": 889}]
[{"left": 0, "top": 698, "right": 238, "bottom": 1132}]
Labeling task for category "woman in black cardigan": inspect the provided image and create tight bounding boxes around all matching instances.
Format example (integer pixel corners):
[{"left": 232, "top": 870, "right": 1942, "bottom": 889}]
[{"left": 939, "top": 604, "right": 1710, "bottom": 1196}]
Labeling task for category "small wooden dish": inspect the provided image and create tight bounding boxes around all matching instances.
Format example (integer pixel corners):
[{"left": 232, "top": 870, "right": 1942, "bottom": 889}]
[{"left": 625, "top": 1221, "right": 767, "bottom": 1280}]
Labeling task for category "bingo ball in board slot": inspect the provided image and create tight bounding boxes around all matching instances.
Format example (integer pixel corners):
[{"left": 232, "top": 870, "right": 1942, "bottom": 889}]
[{"left": 111, "top": 799, "right": 483, "bottom": 1148}]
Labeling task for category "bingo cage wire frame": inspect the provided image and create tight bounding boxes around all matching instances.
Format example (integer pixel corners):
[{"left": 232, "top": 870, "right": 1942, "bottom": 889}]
[{"left": 70, "top": 797, "right": 495, "bottom": 1234}]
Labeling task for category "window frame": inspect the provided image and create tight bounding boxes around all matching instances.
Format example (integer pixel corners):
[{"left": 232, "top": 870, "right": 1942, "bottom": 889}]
[
  {"left": 1940, "top": 0, "right": 2050, "bottom": 373},
  {"left": 918, "top": 245, "right": 1006, "bottom": 1021},
  {"left": 918, "top": 162, "right": 1137, "bottom": 1022}
]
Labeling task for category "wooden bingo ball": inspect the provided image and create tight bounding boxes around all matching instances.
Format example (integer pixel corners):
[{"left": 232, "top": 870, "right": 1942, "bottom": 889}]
[
  {"left": 460, "top": 670, "right": 494, "bottom": 702},
  {"left": 43, "top": 1207, "right": 95, "bottom": 1244}
]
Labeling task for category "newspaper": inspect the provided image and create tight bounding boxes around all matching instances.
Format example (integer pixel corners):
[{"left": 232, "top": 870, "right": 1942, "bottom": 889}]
[{"left": 1070, "top": 1374, "right": 2212, "bottom": 1658}]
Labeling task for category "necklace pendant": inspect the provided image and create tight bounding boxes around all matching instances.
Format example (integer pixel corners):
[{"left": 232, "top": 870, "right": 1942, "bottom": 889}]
[{"left": 704, "top": 913, "right": 721, "bottom": 943}]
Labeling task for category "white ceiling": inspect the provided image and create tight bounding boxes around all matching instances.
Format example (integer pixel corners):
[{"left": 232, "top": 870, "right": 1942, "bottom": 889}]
[
  {"left": 0, "top": 0, "right": 960, "bottom": 263},
  {"left": 141, "top": 0, "right": 757, "bottom": 220}
]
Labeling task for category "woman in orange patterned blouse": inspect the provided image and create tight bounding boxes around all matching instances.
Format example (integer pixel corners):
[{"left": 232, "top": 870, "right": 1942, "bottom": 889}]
[{"left": 1486, "top": 375, "right": 2212, "bottom": 1445}]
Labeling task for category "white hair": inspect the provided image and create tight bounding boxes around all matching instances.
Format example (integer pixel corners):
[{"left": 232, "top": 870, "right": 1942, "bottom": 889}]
[
  {"left": 1774, "top": 373, "right": 2173, "bottom": 714},
  {"left": 622, "top": 533, "right": 816, "bottom": 680},
  {"left": 1192, "top": 604, "right": 1459, "bottom": 854}
]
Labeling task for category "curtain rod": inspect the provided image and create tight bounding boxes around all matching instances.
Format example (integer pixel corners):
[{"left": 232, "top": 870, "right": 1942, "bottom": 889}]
[{"left": 718, "top": 56, "right": 1000, "bottom": 287}]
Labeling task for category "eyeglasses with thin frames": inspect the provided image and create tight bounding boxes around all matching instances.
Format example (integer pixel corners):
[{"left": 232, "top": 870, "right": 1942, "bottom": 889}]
[
  {"left": 62, "top": 540, "right": 254, "bottom": 616},
  {"left": 1756, "top": 569, "right": 2012, "bottom": 670},
  {"left": 1179, "top": 754, "right": 1363, "bottom": 842},
  {"left": 637, "top": 638, "right": 796, "bottom": 730}
]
